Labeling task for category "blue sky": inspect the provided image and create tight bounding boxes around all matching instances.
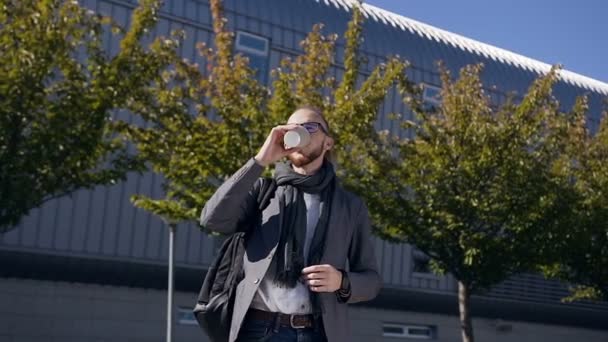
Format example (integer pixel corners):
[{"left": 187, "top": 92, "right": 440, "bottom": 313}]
[{"left": 364, "top": 0, "right": 608, "bottom": 83}]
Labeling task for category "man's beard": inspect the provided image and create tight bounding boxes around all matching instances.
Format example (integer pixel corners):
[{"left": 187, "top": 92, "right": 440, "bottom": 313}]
[{"left": 288, "top": 144, "right": 324, "bottom": 167}]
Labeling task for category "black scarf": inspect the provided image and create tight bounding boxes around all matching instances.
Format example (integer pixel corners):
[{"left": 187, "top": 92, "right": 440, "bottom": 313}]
[{"left": 272, "top": 160, "right": 335, "bottom": 291}]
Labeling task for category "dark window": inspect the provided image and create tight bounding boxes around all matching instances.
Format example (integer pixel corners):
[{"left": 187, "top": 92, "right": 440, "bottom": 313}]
[
  {"left": 382, "top": 323, "right": 437, "bottom": 339},
  {"left": 235, "top": 31, "right": 269, "bottom": 84}
]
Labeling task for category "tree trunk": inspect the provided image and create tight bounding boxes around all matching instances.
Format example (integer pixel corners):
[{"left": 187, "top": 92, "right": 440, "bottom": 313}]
[{"left": 458, "top": 281, "right": 474, "bottom": 342}]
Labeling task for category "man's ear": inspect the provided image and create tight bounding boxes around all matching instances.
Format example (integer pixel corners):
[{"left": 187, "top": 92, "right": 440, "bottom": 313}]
[{"left": 324, "top": 136, "right": 334, "bottom": 151}]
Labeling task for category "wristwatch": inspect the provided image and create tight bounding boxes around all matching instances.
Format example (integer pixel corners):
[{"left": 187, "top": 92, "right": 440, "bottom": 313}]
[
  {"left": 336, "top": 269, "right": 351, "bottom": 303},
  {"left": 339, "top": 269, "right": 351, "bottom": 292}
]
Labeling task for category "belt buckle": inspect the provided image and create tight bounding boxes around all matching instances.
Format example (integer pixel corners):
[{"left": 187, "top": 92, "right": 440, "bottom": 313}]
[{"left": 289, "top": 315, "right": 307, "bottom": 329}]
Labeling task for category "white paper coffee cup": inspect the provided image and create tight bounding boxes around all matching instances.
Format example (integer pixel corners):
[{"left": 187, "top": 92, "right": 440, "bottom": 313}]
[{"left": 283, "top": 126, "right": 311, "bottom": 149}]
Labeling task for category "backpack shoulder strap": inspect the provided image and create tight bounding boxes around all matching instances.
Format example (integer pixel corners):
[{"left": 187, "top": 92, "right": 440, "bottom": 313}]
[{"left": 256, "top": 177, "right": 277, "bottom": 212}]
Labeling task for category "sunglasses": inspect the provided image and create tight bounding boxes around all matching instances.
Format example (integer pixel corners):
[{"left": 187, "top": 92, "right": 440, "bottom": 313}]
[{"left": 296, "top": 121, "right": 329, "bottom": 135}]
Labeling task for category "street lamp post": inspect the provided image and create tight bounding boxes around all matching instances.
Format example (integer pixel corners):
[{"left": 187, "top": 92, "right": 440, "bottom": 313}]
[{"left": 166, "top": 222, "right": 176, "bottom": 342}]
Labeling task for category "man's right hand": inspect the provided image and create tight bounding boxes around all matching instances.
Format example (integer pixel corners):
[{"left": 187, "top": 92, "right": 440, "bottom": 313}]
[{"left": 254, "top": 124, "right": 300, "bottom": 167}]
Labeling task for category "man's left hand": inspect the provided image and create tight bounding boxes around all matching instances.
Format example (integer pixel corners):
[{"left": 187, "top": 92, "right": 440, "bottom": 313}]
[{"left": 301, "top": 264, "right": 342, "bottom": 292}]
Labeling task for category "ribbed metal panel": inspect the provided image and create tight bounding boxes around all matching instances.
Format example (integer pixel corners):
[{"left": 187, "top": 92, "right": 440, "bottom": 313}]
[
  {"left": 220, "top": 0, "right": 607, "bottom": 116},
  {"left": 1, "top": 0, "right": 607, "bottom": 313},
  {"left": 482, "top": 273, "right": 607, "bottom": 311}
]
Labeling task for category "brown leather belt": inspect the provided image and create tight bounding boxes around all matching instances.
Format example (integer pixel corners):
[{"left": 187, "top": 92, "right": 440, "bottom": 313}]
[{"left": 246, "top": 308, "right": 315, "bottom": 329}]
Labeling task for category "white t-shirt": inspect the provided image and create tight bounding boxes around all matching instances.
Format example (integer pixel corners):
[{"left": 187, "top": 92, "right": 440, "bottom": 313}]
[{"left": 250, "top": 192, "right": 321, "bottom": 314}]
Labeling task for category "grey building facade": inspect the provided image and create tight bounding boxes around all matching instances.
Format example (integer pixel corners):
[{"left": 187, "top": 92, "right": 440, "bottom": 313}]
[{"left": 1, "top": 0, "right": 607, "bottom": 341}]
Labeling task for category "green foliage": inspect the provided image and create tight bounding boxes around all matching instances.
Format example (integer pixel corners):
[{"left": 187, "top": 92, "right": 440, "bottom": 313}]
[
  {"left": 113, "top": 0, "right": 271, "bottom": 225},
  {"left": 119, "top": 1, "right": 412, "bottom": 232},
  {"left": 376, "top": 63, "right": 576, "bottom": 292},
  {"left": 0, "top": 0, "right": 179, "bottom": 232},
  {"left": 541, "top": 101, "right": 608, "bottom": 302}
]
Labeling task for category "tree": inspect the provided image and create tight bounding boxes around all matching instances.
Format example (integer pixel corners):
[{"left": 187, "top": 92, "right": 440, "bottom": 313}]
[
  {"left": 370, "top": 64, "right": 576, "bottom": 342},
  {"left": 114, "top": 1, "right": 410, "bottom": 340},
  {"left": 112, "top": 0, "right": 272, "bottom": 340},
  {"left": 115, "top": 0, "right": 410, "bottom": 231},
  {"left": 0, "top": 0, "right": 182, "bottom": 232},
  {"left": 541, "top": 100, "right": 608, "bottom": 302}
]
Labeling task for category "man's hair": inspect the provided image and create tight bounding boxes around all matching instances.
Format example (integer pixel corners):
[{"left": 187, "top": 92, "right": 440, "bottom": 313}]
[{"left": 295, "top": 105, "right": 335, "bottom": 164}]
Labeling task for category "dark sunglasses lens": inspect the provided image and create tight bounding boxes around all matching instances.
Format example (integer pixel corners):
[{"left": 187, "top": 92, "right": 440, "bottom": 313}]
[{"left": 302, "top": 123, "right": 319, "bottom": 133}]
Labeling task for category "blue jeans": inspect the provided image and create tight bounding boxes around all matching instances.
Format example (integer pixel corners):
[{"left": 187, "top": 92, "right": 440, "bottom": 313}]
[{"left": 236, "top": 318, "right": 327, "bottom": 342}]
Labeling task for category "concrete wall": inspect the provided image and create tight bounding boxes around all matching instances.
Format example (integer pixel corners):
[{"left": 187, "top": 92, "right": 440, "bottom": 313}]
[
  {"left": 1, "top": 277, "right": 606, "bottom": 342},
  {"left": 351, "top": 306, "right": 608, "bottom": 342}
]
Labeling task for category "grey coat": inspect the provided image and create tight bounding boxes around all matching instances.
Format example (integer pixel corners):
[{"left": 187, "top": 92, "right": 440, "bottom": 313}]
[{"left": 200, "top": 158, "right": 382, "bottom": 342}]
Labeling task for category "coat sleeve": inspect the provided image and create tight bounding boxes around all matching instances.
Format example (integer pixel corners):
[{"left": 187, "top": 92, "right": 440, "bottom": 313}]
[
  {"left": 345, "top": 200, "right": 382, "bottom": 303},
  {"left": 199, "top": 158, "right": 265, "bottom": 234}
]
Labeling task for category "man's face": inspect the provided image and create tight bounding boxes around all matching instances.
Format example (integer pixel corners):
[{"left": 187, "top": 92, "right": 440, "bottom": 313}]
[{"left": 286, "top": 109, "right": 333, "bottom": 167}]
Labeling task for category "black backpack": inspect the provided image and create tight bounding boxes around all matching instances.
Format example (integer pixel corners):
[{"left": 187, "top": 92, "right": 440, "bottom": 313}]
[{"left": 193, "top": 178, "right": 277, "bottom": 342}]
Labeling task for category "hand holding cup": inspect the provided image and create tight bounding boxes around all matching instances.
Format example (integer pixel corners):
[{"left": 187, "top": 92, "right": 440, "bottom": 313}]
[{"left": 254, "top": 124, "right": 307, "bottom": 167}]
